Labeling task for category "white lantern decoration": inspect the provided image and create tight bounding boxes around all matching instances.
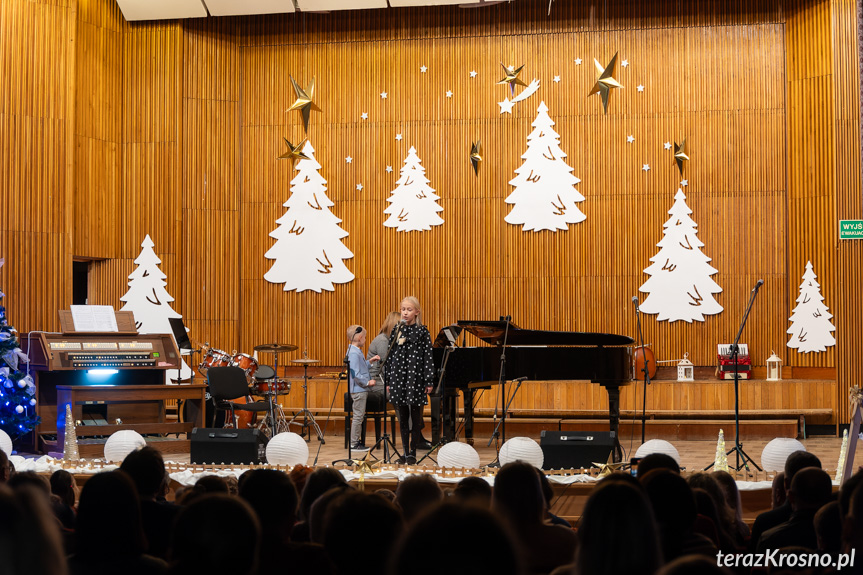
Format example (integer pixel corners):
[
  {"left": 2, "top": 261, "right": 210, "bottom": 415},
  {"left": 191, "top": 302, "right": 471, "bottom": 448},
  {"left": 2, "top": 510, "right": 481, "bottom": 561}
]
[
  {"left": 766, "top": 351, "right": 783, "bottom": 381},
  {"left": 103, "top": 430, "right": 146, "bottom": 463},
  {"left": 760, "top": 437, "right": 806, "bottom": 472},
  {"left": 266, "top": 432, "right": 309, "bottom": 467},
  {"left": 0, "top": 429, "right": 13, "bottom": 455},
  {"left": 499, "top": 436, "right": 544, "bottom": 469},
  {"left": 677, "top": 353, "right": 694, "bottom": 381},
  {"left": 634, "top": 439, "right": 681, "bottom": 466},
  {"left": 437, "top": 442, "right": 481, "bottom": 469}
]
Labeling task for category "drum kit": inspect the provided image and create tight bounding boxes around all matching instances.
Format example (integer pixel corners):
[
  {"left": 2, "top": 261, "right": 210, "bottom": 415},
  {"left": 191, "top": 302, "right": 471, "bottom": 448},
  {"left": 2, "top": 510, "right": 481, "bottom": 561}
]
[{"left": 197, "top": 342, "right": 322, "bottom": 442}]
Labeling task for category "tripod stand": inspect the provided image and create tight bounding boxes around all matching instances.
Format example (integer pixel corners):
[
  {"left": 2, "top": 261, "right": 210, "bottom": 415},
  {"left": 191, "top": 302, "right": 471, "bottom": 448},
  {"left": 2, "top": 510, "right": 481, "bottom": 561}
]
[
  {"left": 367, "top": 324, "right": 404, "bottom": 464},
  {"left": 632, "top": 297, "right": 652, "bottom": 445},
  {"left": 486, "top": 316, "right": 513, "bottom": 468},
  {"left": 707, "top": 279, "right": 764, "bottom": 471},
  {"left": 288, "top": 357, "right": 325, "bottom": 443}
]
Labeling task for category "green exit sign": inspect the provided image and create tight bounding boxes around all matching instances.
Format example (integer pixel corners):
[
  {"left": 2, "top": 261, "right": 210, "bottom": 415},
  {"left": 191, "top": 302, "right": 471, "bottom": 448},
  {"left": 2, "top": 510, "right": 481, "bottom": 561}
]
[{"left": 840, "top": 220, "right": 863, "bottom": 239}]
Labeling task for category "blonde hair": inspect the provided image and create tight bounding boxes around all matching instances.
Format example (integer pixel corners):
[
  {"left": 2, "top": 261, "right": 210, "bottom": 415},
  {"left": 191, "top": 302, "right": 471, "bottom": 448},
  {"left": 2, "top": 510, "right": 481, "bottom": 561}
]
[
  {"left": 401, "top": 296, "right": 423, "bottom": 326},
  {"left": 379, "top": 311, "right": 401, "bottom": 336},
  {"left": 346, "top": 325, "right": 364, "bottom": 342}
]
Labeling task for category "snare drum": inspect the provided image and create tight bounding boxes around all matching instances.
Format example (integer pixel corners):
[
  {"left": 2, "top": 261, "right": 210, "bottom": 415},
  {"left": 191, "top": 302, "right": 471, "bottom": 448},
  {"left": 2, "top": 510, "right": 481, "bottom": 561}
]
[
  {"left": 198, "top": 348, "right": 231, "bottom": 376},
  {"left": 252, "top": 379, "right": 290, "bottom": 395},
  {"left": 230, "top": 353, "right": 259, "bottom": 379}
]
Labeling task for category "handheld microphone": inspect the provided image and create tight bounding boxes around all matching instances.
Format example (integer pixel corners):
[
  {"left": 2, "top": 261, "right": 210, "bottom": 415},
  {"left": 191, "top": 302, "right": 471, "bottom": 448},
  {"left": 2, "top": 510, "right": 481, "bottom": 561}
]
[{"left": 399, "top": 319, "right": 407, "bottom": 325}]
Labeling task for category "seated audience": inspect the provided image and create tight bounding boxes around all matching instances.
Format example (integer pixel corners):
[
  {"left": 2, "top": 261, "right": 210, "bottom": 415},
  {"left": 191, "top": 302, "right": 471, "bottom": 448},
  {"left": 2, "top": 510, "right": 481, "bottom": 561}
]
[
  {"left": 120, "top": 446, "right": 180, "bottom": 560},
  {"left": 0, "top": 449, "right": 9, "bottom": 483},
  {"left": 0, "top": 484, "right": 69, "bottom": 575},
  {"left": 688, "top": 473, "right": 738, "bottom": 552},
  {"left": 322, "top": 491, "right": 403, "bottom": 575},
  {"left": 536, "top": 468, "right": 571, "bottom": 528},
  {"left": 395, "top": 473, "right": 443, "bottom": 524},
  {"left": 756, "top": 467, "right": 832, "bottom": 552},
  {"left": 712, "top": 470, "right": 750, "bottom": 547},
  {"left": 843, "top": 478, "right": 863, "bottom": 561},
  {"left": 814, "top": 500, "right": 842, "bottom": 554},
  {"left": 656, "top": 555, "right": 733, "bottom": 575},
  {"left": 452, "top": 476, "right": 492, "bottom": 508},
  {"left": 637, "top": 453, "right": 680, "bottom": 476},
  {"left": 292, "top": 467, "right": 348, "bottom": 542},
  {"left": 493, "top": 461, "right": 578, "bottom": 574}
]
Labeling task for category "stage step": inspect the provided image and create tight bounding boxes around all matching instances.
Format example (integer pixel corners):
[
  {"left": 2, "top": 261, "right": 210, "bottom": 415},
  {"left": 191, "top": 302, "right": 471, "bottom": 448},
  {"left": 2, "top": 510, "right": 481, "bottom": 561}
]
[{"left": 560, "top": 419, "right": 799, "bottom": 441}]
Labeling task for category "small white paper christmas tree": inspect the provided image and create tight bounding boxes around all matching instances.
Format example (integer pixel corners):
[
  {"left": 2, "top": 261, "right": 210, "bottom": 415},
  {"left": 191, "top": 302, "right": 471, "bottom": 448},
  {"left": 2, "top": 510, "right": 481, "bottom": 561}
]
[
  {"left": 383, "top": 146, "right": 444, "bottom": 232},
  {"left": 714, "top": 429, "right": 728, "bottom": 471},
  {"left": 638, "top": 189, "right": 723, "bottom": 323},
  {"left": 265, "top": 140, "right": 355, "bottom": 292},
  {"left": 504, "top": 101, "right": 586, "bottom": 232},
  {"left": 119, "top": 235, "right": 191, "bottom": 380},
  {"left": 63, "top": 404, "right": 79, "bottom": 460},
  {"left": 787, "top": 261, "right": 835, "bottom": 353}
]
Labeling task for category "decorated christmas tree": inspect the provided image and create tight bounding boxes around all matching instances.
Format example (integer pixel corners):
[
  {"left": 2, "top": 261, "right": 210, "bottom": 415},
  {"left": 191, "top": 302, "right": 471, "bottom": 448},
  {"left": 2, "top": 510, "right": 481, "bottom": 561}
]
[
  {"left": 639, "top": 189, "right": 723, "bottom": 323},
  {"left": 714, "top": 429, "right": 728, "bottom": 471},
  {"left": 0, "top": 259, "right": 39, "bottom": 440},
  {"left": 787, "top": 261, "right": 835, "bottom": 353},
  {"left": 504, "top": 101, "right": 586, "bottom": 231},
  {"left": 265, "top": 140, "right": 355, "bottom": 292},
  {"left": 383, "top": 146, "right": 444, "bottom": 232},
  {"left": 119, "top": 235, "right": 192, "bottom": 380}
]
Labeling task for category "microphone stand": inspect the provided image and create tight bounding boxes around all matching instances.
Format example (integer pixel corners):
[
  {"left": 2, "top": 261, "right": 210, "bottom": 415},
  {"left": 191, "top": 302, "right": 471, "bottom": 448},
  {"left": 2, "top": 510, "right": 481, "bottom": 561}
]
[
  {"left": 707, "top": 281, "right": 764, "bottom": 471},
  {"left": 367, "top": 323, "right": 404, "bottom": 464},
  {"left": 633, "top": 299, "right": 651, "bottom": 445},
  {"left": 485, "top": 377, "right": 527, "bottom": 468},
  {"left": 486, "top": 315, "right": 512, "bottom": 468},
  {"left": 332, "top": 327, "right": 363, "bottom": 465}
]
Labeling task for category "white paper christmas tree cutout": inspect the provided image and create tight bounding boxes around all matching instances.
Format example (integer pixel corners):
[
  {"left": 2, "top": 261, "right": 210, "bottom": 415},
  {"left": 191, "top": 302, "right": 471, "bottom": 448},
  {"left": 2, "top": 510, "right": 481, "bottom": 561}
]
[
  {"left": 638, "top": 189, "right": 723, "bottom": 323},
  {"left": 264, "top": 140, "right": 355, "bottom": 292},
  {"left": 383, "top": 146, "right": 444, "bottom": 232},
  {"left": 504, "top": 101, "right": 586, "bottom": 232},
  {"left": 787, "top": 261, "right": 835, "bottom": 353},
  {"left": 119, "top": 235, "right": 191, "bottom": 380}
]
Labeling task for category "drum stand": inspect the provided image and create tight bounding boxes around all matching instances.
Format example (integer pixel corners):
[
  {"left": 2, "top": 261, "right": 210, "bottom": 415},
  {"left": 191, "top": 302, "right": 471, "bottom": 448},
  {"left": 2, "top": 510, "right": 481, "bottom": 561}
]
[
  {"left": 259, "top": 391, "right": 289, "bottom": 437},
  {"left": 288, "top": 360, "right": 325, "bottom": 443}
]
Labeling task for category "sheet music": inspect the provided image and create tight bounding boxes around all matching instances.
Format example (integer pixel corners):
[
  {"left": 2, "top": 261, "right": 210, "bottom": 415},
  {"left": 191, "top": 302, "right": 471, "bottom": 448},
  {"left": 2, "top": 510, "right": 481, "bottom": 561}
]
[{"left": 70, "top": 305, "right": 119, "bottom": 332}]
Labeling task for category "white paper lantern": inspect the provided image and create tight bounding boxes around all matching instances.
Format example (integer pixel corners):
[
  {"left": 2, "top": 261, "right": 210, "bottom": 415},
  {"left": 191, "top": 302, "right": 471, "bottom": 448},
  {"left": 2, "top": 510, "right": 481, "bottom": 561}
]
[
  {"left": 0, "top": 429, "right": 12, "bottom": 455},
  {"left": 760, "top": 438, "right": 806, "bottom": 472},
  {"left": 499, "top": 437, "right": 544, "bottom": 468},
  {"left": 266, "top": 432, "right": 309, "bottom": 466},
  {"left": 103, "top": 430, "right": 146, "bottom": 463},
  {"left": 635, "top": 439, "right": 681, "bottom": 465},
  {"left": 437, "top": 442, "right": 481, "bottom": 469}
]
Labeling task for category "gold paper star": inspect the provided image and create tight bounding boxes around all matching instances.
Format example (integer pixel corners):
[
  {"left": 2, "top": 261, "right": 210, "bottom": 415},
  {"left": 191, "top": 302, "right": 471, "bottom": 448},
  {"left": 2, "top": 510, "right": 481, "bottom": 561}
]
[
  {"left": 287, "top": 76, "right": 321, "bottom": 133},
  {"left": 498, "top": 63, "right": 528, "bottom": 96},
  {"left": 591, "top": 453, "right": 627, "bottom": 478},
  {"left": 352, "top": 454, "right": 380, "bottom": 485},
  {"left": 588, "top": 52, "right": 623, "bottom": 114},
  {"left": 277, "top": 137, "right": 310, "bottom": 162},
  {"left": 674, "top": 139, "right": 690, "bottom": 176},
  {"left": 470, "top": 139, "right": 482, "bottom": 176}
]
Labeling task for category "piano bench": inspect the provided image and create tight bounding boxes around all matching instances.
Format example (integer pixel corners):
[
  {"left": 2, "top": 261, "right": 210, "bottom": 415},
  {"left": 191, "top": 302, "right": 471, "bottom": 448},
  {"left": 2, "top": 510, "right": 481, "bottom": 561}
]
[{"left": 343, "top": 392, "right": 397, "bottom": 449}]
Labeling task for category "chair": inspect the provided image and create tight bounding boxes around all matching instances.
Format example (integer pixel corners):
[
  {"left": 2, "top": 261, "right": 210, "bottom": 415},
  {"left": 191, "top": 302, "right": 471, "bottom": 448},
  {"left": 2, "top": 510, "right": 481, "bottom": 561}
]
[
  {"left": 343, "top": 391, "right": 397, "bottom": 448},
  {"left": 207, "top": 367, "right": 271, "bottom": 429}
]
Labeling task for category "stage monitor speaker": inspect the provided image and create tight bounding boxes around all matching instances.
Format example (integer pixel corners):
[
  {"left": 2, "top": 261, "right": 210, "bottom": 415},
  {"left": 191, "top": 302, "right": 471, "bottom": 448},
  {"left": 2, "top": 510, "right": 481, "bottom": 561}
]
[
  {"left": 190, "top": 428, "right": 268, "bottom": 465},
  {"left": 540, "top": 430, "right": 616, "bottom": 470}
]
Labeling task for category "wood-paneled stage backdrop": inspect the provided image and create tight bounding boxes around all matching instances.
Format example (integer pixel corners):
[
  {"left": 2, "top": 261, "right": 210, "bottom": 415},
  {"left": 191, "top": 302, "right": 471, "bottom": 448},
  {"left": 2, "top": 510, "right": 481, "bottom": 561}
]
[{"left": 1, "top": 0, "right": 860, "bottom": 430}]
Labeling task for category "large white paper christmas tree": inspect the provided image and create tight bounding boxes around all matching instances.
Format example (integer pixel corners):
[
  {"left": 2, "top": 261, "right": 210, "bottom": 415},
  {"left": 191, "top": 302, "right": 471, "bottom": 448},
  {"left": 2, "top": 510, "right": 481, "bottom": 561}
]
[
  {"left": 264, "top": 140, "right": 355, "bottom": 292},
  {"left": 383, "top": 146, "right": 444, "bottom": 232},
  {"left": 504, "top": 101, "right": 586, "bottom": 232},
  {"left": 638, "top": 189, "right": 723, "bottom": 323},
  {"left": 119, "top": 235, "right": 192, "bottom": 380},
  {"left": 787, "top": 261, "right": 835, "bottom": 353}
]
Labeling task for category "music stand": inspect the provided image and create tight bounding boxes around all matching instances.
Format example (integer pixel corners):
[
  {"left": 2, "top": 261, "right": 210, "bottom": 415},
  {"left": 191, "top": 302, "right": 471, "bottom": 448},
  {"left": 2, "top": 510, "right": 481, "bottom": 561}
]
[{"left": 168, "top": 317, "right": 201, "bottom": 428}]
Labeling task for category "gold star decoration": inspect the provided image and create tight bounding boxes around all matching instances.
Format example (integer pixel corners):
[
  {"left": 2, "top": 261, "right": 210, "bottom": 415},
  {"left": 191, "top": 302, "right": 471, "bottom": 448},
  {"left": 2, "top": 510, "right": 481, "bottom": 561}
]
[
  {"left": 591, "top": 452, "right": 627, "bottom": 478},
  {"left": 674, "top": 139, "right": 690, "bottom": 176},
  {"left": 497, "top": 63, "right": 528, "bottom": 96},
  {"left": 287, "top": 75, "right": 321, "bottom": 133},
  {"left": 352, "top": 454, "right": 381, "bottom": 485},
  {"left": 588, "top": 52, "right": 623, "bottom": 114},
  {"left": 277, "top": 137, "right": 310, "bottom": 163},
  {"left": 470, "top": 139, "right": 482, "bottom": 176}
]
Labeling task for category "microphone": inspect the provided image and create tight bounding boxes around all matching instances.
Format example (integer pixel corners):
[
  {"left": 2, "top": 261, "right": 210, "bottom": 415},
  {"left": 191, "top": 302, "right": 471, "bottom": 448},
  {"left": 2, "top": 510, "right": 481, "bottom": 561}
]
[
  {"left": 512, "top": 376, "right": 528, "bottom": 382},
  {"left": 354, "top": 326, "right": 363, "bottom": 334},
  {"left": 632, "top": 296, "right": 640, "bottom": 311},
  {"left": 753, "top": 279, "right": 764, "bottom": 291},
  {"left": 399, "top": 319, "right": 407, "bottom": 325}
]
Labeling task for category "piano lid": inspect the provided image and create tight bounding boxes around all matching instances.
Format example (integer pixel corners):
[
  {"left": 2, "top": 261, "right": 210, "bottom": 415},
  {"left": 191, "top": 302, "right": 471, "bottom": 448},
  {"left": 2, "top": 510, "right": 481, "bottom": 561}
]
[{"left": 451, "top": 320, "right": 635, "bottom": 347}]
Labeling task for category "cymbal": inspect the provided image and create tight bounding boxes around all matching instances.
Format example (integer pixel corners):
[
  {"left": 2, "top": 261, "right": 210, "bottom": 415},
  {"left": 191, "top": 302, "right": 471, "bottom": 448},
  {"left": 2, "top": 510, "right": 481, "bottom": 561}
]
[
  {"left": 253, "top": 343, "right": 298, "bottom": 353},
  {"left": 292, "top": 358, "right": 320, "bottom": 365}
]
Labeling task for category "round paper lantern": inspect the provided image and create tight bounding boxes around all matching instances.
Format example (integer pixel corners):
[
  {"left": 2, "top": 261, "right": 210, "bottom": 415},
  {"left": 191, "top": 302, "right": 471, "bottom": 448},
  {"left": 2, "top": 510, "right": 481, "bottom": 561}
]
[
  {"left": 499, "top": 437, "right": 544, "bottom": 468},
  {"left": 0, "top": 429, "right": 12, "bottom": 455},
  {"left": 635, "top": 439, "right": 681, "bottom": 466},
  {"left": 760, "top": 438, "right": 806, "bottom": 472},
  {"left": 437, "top": 442, "right": 481, "bottom": 469},
  {"left": 103, "top": 430, "right": 146, "bottom": 463},
  {"left": 266, "top": 432, "right": 309, "bottom": 467}
]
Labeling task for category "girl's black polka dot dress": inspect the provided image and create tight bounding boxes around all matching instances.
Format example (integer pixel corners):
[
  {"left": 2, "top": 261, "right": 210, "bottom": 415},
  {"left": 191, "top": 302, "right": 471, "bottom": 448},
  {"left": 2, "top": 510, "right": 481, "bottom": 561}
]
[{"left": 384, "top": 323, "right": 434, "bottom": 407}]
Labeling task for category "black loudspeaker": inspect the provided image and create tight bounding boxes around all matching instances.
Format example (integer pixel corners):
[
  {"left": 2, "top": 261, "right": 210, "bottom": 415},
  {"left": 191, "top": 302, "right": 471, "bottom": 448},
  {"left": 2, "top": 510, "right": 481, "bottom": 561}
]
[
  {"left": 540, "top": 430, "right": 616, "bottom": 470},
  {"left": 190, "top": 428, "right": 268, "bottom": 464}
]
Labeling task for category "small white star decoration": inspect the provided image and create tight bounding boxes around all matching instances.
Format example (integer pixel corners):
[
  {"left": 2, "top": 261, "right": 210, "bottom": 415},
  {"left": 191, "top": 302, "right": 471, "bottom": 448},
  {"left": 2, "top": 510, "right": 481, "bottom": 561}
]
[
  {"left": 395, "top": 134, "right": 403, "bottom": 141},
  {"left": 445, "top": 90, "right": 453, "bottom": 98},
  {"left": 360, "top": 112, "right": 368, "bottom": 120},
  {"left": 345, "top": 156, "right": 353, "bottom": 164},
  {"left": 380, "top": 91, "right": 388, "bottom": 99},
  {"left": 385, "top": 166, "right": 393, "bottom": 173},
  {"left": 642, "top": 164, "right": 651, "bottom": 172},
  {"left": 469, "top": 70, "right": 477, "bottom": 78},
  {"left": 621, "top": 59, "right": 629, "bottom": 68},
  {"left": 553, "top": 75, "right": 561, "bottom": 83},
  {"left": 664, "top": 142, "right": 672, "bottom": 150},
  {"left": 420, "top": 65, "right": 428, "bottom": 73},
  {"left": 498, "top": 99, "right": 515, "bottom": 114},
  {"left": 356, "top": 183, "right": 363, "bottom": 191},
  {"left": 627, "top": 135, "right": 635, "bottom": 143},
  {"left": 681, "top": 179, "right": 689, "bottom": 187},
  {"left": 574, "top": 58, "right": 583, "bottom": 65},
  {"left": 637, "top": 85, "right": 644, "bottom": 92}
]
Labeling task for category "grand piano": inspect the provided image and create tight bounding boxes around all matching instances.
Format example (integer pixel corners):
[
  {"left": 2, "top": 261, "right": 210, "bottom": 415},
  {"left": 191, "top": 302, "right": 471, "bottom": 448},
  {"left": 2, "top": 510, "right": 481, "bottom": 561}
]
[{"left": 432, "top": 320, "right": 634, "bottom": 461}]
